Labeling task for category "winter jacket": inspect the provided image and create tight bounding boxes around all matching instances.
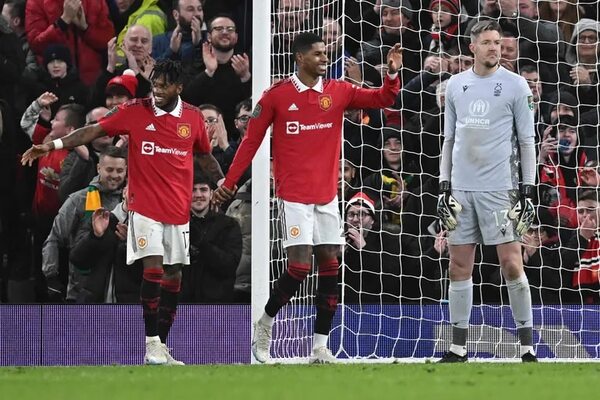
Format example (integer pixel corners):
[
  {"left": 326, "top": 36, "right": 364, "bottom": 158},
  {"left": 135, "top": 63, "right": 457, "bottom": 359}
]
[
  {"left": 181, "top": 210, "right": 242, "bottom": 303},
  {"left": 42, "top": 176, "right": 124, "bottom": 300},
  {"left": 25, "top": 0, "right": 114, "bottom": 86},
  {"left": 70, "top": 203, "right": 143, "bottom": 303}
]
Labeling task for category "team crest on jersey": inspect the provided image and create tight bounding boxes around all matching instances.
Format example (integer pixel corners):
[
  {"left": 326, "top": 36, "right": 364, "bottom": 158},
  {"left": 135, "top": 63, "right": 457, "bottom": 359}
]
[
  {"left": 319, "top": 95, "right": 332, "bottom": 111},
  {"left": 177, "top": 123, "right": 191, "bottom": 139},
  {"left": 137, "top": 236, "right": 148, "bottom": 249},
  {"left": 289, "top": 225, "right": 301, "bottom": 239}
]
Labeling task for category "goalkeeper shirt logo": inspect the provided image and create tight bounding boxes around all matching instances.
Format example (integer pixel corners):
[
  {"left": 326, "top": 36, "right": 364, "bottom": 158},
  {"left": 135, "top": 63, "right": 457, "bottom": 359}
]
[{"left": 466, "top": 99, "right": 491, "bottom": 129}]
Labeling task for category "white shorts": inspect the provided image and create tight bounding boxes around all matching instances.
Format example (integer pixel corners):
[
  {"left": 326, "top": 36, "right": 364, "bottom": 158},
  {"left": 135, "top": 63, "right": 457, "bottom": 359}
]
[
  {"left": 126, "top": 212, "right": 190, "bottom": 266},
  {"left": 278, "top": 197, "right": 344, "bottom": 249}
]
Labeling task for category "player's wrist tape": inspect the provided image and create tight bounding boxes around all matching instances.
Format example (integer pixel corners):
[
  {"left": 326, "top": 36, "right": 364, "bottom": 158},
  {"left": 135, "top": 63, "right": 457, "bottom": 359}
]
[
  {"left": 52, "top": 139, "right": 64, "bottom": 150},
  {"left": 387, "top": 72, "right": 398, "bottom": 80},
  {"left": 521, "top": 184, "right": 533, "bottom": 198},
  {"left": 439, "top": 180, "right": 451, "bottom": 193}
]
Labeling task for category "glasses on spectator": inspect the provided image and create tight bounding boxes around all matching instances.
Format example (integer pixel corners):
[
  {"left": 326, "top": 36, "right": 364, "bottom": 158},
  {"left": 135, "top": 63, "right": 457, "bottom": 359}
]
[
  {"left": 578, "top": 34, "right": 598, "bottom": 44},
  {"left": 205, "top": 117, "right": 218, "bottom": 124},
  {"left": 212, "top": 26, "right": 236, "bottom": 33},
  {"left": 235, "top": 115, "right": 251, "bottom": 123},
  {"left": 347, "top": 210, "right": 372, "bottom": 220}
]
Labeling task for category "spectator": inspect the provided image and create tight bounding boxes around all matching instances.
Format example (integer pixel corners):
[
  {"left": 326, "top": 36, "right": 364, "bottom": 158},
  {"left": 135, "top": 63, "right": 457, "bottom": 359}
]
[
  {"left": 343, "top": 191, "right": 401, "bottom": 303},
  {"left": 152, "top": 0, "right": 205, "bottom": 63},
  {"left": 21, "top": 101, "right": 86, "bottom": 300},
  {"left": 427, "top": 0, "right": 464, "bottom": 54},
  {"left": 199, "top": 103, "right": 236, "bottom": 175},
  {"left": 25, "top": 0, "right": 114, "bottom": 86},
  {"left": 58, "top": 107, "right": 113, "bottom": 203},
  {"left": 104, "top": 69, "right": 139, "bottom": 109},
  {"left": 230, "top": 98, "right": 252, "bottom": 186},
  {"left": 28, "top": 43, "right": 88, "bottom": 117},
  {"left": 42, "top": 145, "right": 127, "bottom": 301},
  {"left": 538, "top": 115, "right": 587, "bottom": 231},
  {"left": 538, "top": 0, "right": 581, "bottom": 45},
  {"left": 182, "top": 14, "right": 251, "bottom": 135},
  {"left": 363, "top": 127, "right": 419, "bottom": 233},
  {"left": 272, "top": 0, "right": 309, "bottom": 79},
  {"left": 564, "top": 19, "right": 600, "bottom": 111},
  {"left": 2, "top": 0, "right": 35, "bottom": 115},
  {"left": 113, "top": 0, "right": 167, "bottom": 66},
  {"left": 181, "top": 170, "right": 242, "bottom": 303},
  {"left": 356, "top": 0, "right": 422, "bottom": 85},
  {"left": 323, "top": 16, "right": 347, "bottom": 79},
  {"left": 225, "top": 178, "right": 251, "bottom": 303},
  {"left": 70, "top": 184, "right": 143, "bottom": 303},
  {"left": 560, "top": 189, "right": 600, "bottom": 304},
  {"left": 0, "top": 0, "right": 24, "bottom": 105},
  {"left": 90, "top": 27, "right": 153, "bottom": 108}
]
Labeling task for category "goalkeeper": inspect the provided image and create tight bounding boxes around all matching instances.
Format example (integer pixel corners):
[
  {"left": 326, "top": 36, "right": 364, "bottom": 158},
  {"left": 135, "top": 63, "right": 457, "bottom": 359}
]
[{"left": 437, "top": 21, "right": 537, "bottom": 363}]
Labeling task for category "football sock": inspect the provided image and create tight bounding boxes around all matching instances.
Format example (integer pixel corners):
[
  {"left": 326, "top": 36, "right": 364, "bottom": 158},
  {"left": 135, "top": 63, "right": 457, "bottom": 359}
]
[
  {"left": 506, "top": 274, "right": 534, "bottom": 351},
  {"left": 264, "top": 262, "right": 311, "bottom": 317},
  {"left": 449, "top": 278, "right": 472, "bottom": 349},
  {"left": 140, "top": 267, "right": 163, "bottom": 337},
  {"left": 158, "top": 278, "right": 181, "bottom": 344},
  {"left": 314, "top": 259, "right": 339, "bottom": 336},
  {"left": 313, "top": 333, "right": 328, "bottom": 350}
]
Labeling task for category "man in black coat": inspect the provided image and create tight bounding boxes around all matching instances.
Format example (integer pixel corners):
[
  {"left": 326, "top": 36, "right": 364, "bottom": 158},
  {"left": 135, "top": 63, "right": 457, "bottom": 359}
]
[{"left": 181, "top": 170, "right": 242, "bottom": 303}]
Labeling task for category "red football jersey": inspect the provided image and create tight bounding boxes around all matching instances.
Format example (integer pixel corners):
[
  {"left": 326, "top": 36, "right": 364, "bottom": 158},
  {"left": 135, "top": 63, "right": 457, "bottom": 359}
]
[
  {"left": 224, "top": 74, "right": 400, "bottom": 204},
  {"left": 99, "top": 97, "right": 211, "bottom": 224}
]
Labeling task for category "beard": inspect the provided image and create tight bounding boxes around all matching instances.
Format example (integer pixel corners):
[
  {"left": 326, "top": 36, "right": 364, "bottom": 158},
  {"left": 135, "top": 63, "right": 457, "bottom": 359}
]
[{"left": 211, "top": 41, "right": 235, "bottom": 52}]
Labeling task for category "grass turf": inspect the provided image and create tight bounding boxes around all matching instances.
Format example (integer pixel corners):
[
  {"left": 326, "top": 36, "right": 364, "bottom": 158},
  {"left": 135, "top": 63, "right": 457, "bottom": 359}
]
[{"left": 1, "top": 363, "right": 598, "bottom": 400}]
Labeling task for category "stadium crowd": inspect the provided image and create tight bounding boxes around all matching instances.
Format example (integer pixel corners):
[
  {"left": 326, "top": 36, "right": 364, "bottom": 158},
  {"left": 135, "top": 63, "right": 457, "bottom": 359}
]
[{"left": 0, "top": 0, "right": 599, "bottom": 306}]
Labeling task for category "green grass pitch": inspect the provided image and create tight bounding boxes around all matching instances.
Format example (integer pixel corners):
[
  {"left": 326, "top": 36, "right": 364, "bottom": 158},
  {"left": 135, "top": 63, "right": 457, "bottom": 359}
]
[{"left": 1, "top": 363, "right": 598, "bottom": 400}]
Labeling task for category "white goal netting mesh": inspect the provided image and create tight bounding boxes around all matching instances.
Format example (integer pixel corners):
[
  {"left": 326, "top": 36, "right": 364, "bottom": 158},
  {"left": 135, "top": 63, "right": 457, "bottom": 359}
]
[{"left": 263, "top": 0, "right": 600, "bottom": 361}]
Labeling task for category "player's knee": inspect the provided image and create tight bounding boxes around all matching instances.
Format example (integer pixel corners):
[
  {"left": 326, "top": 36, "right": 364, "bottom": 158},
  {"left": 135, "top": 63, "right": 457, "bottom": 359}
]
[{"left": 448, "top": 261, "right": 472, "bottom": 281}]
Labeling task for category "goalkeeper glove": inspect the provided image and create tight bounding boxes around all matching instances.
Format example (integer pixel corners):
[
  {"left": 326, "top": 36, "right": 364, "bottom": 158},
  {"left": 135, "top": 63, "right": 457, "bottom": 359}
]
[
  {"left": 437, "top": 181, "right": 462, "bottom": 231},
  {"left": 508, "top": 184, "right": 536, "bottom": 236}
]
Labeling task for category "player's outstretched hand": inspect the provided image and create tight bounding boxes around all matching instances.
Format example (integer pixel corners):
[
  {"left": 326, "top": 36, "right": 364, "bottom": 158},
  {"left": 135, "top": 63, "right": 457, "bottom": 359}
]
[
  {"left": 21, "top": 143, "right": 52, "bottom": 166},
  {"left": 212, "top": 185, "right": 236, "bottom": 206},
  {"left": 386, "top": 43, "right": 403, "bottom": 75}
]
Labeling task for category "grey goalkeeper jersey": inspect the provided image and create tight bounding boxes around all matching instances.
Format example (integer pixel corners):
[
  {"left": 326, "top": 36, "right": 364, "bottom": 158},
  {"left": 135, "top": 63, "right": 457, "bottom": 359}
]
[{"left": 439, "top": 66, "right": 536, "bottom": 191}]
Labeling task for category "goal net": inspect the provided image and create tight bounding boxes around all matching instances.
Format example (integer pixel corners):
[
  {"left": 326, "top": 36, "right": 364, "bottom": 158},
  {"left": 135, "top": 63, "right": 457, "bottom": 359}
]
[{"left": 252, "top": 0, "right": 600, "bottom": 362}]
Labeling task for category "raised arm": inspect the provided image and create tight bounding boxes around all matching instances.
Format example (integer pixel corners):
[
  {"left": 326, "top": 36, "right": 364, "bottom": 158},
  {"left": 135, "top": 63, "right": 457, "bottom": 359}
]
[
  {"left": 346, "top": 44, "right": 402, "bottom": 109},
  {"left": 21, "top": 123, "right": 106, "bottom": 166}
]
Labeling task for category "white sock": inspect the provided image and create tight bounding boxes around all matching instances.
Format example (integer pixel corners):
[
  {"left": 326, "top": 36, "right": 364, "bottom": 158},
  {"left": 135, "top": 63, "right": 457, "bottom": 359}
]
[
  {"left": 145, "top": 335, "right": 160, "bottom": 344},
  {"left": 449, "top": 344, "right": 467, "bottom": 357},
  {"left": 520, "top": 345, "right": 535, "bottom": 357},
  {"left": 449, "top": 278, "right": 473, "bottom": 329},
  {"left": 506, "top": 274, "right": 533, "bottom": 330},
  {"left": 259, "top": 313, "right": 275, "bottom": 328},
  {"left": 313, "top": 333, "right": 328, "bottom": 350}
]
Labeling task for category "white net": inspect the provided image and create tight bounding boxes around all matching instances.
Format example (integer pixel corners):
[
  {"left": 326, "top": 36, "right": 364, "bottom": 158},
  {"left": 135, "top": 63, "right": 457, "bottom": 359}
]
[{"left": 262, "top": 0, "right": 600, "bottom": 361}]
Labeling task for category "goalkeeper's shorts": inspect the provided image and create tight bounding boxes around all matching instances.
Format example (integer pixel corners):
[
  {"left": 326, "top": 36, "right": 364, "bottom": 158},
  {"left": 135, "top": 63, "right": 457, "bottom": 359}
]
[
  {"left": 126, "top": 211, "right": 190, "bottom": 266},
  {"left": 277, "top": 196, "right": 345, "bottom": 249},
  {"left": 447, "top": 190, "right": 520, "bottom": 246}
]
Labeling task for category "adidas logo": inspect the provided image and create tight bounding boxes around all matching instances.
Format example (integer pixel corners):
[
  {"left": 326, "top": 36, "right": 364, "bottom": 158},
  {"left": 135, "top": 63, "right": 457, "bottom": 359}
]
[
  {"left": 145, "top": 123, "right": 156, "bottom": 131},
  {"left": 288, "top": 103, "right": 299, "bottom": 111}
]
